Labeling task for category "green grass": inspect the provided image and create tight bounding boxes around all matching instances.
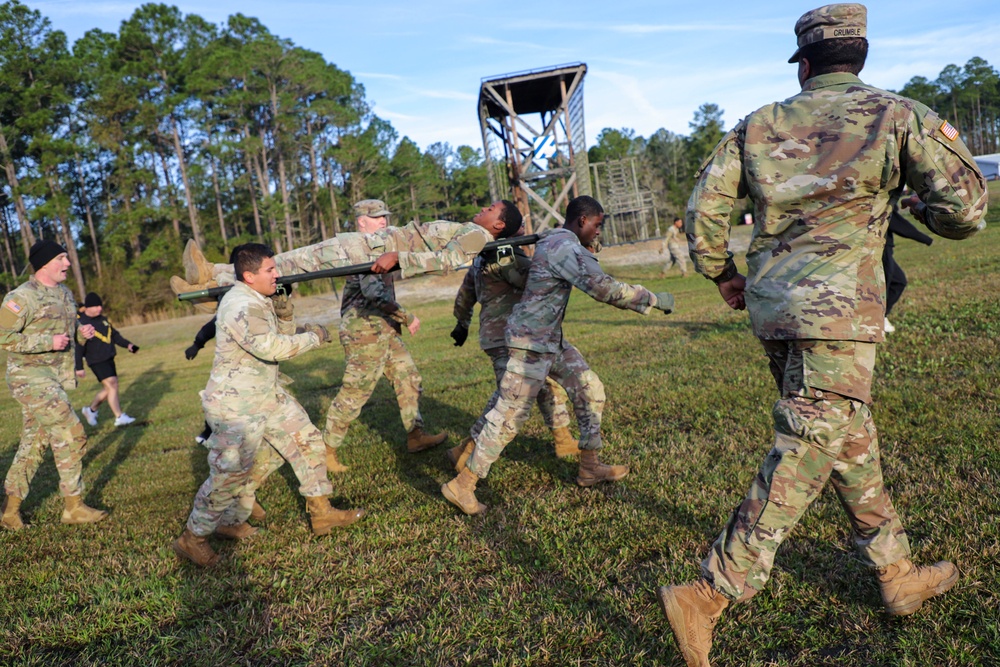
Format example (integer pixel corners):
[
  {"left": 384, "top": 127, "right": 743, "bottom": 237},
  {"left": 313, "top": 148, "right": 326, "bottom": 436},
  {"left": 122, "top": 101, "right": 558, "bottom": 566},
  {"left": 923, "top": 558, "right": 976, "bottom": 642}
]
[{"left": 1, "top": 201, "right": 998, "bottom": 666}]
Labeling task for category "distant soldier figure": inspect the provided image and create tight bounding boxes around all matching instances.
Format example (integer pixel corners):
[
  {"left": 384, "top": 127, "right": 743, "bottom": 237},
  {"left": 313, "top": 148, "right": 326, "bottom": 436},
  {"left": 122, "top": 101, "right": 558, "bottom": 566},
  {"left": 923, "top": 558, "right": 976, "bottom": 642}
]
[
  {"left": 76, "top": 292, "right": 139, "bottom": 428},
  {"left": 441, "top": 196, "right": 674, "bottom": 515},
  {"left": 1, "top": 240, "right": 108, "bottom": 530},
  {"left": 658, "top": 5, "right": 988, "bottom": 666},
  {"left": 173, "top": 243, "right": 364, "bottom": 568},
  {"left": 322, "top": 199, "right": 447, "bottom": 472},
  {"left": 447, "top": 201, "right": 580, "bottom": 469},
  {"left": 659, "top": 217, "right": 688, "bottom": 277}
]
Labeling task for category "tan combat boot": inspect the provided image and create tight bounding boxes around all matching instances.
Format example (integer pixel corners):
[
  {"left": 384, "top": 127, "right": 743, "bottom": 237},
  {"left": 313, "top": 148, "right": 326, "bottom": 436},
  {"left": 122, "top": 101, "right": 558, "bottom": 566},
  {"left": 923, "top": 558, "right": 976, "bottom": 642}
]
[
  {"left": 407, "top": 427, "right": 446, "bottom": 453},
  {"left": 183, "top": 239, "right": 214, "bottom": 284},
  {"left": 576, "top": 449, "right": 629, "bottom": 487},
  {"left": 250, "top": 500, "right": 266, "bottom": 522},
  {"left": 325, "top": 445, "right": 349, "bottom": 474},
  {"left": 878, "top": 558, "right": 958, "bottom": 616},
  {"left": 169, "top": 276, "right": 219, "bottom": 314},
  {"left": 446, "top": 436, "right": 475, "bottom": 472},
  {"left": 173, "top": 529, "right": 220, "bottom": 567},
  {"left": 552, "top": 427, "right": 580, "bottom": 458},
  {"left": 658, "top": 579, "right": 730, "bottom": 667},
  {"left": 305, "top": 496, "right": 365, "bottom": 536},
  {"left": 441, "top": 467, "right": 486, "bottom": 515},
  {"left": 61, "top": 495, "right": 108, "bottom": 525},
  {"left": 1, "top": 495, "right": 24, "bottom": 531},
  {"left": 215, "top": 522, "right": 258, "bottom": 540}
]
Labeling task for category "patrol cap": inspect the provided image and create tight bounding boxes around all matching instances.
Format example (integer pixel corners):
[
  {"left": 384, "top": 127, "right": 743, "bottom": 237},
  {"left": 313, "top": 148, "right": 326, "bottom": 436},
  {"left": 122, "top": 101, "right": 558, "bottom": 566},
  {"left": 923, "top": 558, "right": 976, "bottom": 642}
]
[
  {"left": 353, "top": 199, "right": 391, "bottom": 218},
  {"left": 788, "top": 3, "right": 867, "bottom": 63}
]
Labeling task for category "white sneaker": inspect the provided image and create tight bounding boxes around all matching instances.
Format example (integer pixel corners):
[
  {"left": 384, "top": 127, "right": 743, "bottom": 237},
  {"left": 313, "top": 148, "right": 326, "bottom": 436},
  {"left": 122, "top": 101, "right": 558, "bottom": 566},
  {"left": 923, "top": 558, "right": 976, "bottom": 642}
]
[
  {"left": 114, "top": 414, "right": 136, "bottom": 427},
  {"left": 81, "top": 406, "right": 98, "bottom": 426},
  {"left": 884, "top": 317, "right": 895, "bottom": 334},
  {"left": 194, "top": 435, "right": 207, "bottom": 445}
]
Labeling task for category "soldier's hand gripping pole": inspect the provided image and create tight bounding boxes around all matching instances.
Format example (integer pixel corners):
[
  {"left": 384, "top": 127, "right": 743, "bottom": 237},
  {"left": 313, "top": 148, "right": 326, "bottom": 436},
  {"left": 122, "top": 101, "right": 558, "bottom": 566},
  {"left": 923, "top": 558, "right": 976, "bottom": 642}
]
[{"left": 176, "top": 234, "right": 540, "bottom": 302}]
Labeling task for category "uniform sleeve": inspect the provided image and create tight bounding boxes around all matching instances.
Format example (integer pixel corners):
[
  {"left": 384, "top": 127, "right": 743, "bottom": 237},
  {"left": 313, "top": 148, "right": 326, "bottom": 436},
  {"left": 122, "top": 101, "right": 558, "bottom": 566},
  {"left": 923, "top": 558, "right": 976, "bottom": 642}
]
[
  {"left": 75, "top": 335, "right": 85, "bottom": 371},
  {"left": 359, "top": 274, "right": 412, "bottom": 325},
  {"left": 0, "top": 294, "right": 49, "bottom": 353},
  {"left": 111, "top": 324, "right": 133, "bottom": 349},
  {"left": 222, "top": 300, "right": 319, "bottom": 362},
  {"left": 904, "top": 110, "right": 988, "bottom": 240},
  {"left": 550, "top": 243, "right": 655, "bottom": 314},
  {"left": 453, "top": 268, "right": 478, "bottom": 329},
  {"left": 193, "top": 317, "right": 217, "bottom": 349},
  {"left": 686, "top": 124, "right": 748, "bottom": 281},
  {"left": 397, "top": 225, "right": 491, "bottom": 278}
]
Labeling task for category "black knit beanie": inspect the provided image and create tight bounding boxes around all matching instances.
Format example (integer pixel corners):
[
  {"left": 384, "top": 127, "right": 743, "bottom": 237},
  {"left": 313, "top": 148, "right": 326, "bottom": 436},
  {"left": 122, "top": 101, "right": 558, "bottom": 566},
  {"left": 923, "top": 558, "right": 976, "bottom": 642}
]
[
  {"left": 29, "top": 239, "right": 67, "bottom": 271},
  {"left": 84, "top": 292, "right": 103, "bottom": 308}
]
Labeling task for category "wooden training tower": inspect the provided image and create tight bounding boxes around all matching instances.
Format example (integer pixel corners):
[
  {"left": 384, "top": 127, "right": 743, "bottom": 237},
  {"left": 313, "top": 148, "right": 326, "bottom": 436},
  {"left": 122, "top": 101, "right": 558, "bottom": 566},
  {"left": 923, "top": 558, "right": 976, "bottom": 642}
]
[{"left": 478, "top": 63, "right": 591, "bottom": 233}]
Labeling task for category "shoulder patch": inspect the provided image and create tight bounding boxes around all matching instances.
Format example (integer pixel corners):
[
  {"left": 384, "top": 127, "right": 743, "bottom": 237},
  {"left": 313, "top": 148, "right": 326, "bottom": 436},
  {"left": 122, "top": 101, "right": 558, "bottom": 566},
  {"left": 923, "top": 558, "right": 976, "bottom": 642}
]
[
  {"left": 939, "top": 121, "right": 959, "bottom": 141},
  {"left": 4, "top": 300, "right": 21, "bottom": 314}
]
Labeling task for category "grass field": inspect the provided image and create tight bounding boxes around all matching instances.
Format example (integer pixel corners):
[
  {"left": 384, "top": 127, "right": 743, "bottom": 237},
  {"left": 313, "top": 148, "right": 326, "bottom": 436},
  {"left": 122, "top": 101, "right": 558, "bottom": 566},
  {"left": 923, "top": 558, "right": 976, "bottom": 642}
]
[{"left": 1, "top": 195, "right": 998, "bottom": 666}]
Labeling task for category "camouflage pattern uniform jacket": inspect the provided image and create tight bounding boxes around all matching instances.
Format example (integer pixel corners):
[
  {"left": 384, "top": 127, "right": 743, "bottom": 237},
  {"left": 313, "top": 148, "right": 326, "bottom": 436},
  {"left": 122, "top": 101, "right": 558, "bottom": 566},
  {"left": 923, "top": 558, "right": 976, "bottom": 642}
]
[
  {"left": 340, "top": 272, "right": 413, "bottom": 336},
  {"left": 688, "top": 72, "right": 987, "bottom": 343},
  {"left": 454, "top": 247, "right": 530, "bottom": 351}
]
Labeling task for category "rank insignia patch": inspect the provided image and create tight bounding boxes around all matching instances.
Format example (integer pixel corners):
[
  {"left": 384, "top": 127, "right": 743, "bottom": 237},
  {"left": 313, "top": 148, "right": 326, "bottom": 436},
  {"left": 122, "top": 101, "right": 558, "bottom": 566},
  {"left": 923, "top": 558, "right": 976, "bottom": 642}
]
[{"left": 939, "top": 121, "right": 959, "bottom": 141}]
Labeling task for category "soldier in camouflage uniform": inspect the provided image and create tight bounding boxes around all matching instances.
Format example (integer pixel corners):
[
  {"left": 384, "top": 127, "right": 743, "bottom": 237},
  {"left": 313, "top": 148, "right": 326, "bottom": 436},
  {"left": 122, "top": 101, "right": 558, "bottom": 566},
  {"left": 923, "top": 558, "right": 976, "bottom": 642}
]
[
  {"left": 322, "top": 199, "right": 447, "bottom": 472},
  {"left": 170, "top": 215, "right": 498, "bottom": 310},
  {"left": 441, "top": 196, "right": 674, "bottom": 515},
  {"left": 173, "top": 244, "right": 364, "bottom": 568},
  {"left": 1, "top": 240, "right": 108, "bottom": 530},
  {"left": 659, "top": 217, "right": 688, "bottom": 277},
  {"left": 657, "top": 6, "right": 989, "bottom": 665},
  {"left": 448, "top": 202, "right": 580, "bottom": 468}
]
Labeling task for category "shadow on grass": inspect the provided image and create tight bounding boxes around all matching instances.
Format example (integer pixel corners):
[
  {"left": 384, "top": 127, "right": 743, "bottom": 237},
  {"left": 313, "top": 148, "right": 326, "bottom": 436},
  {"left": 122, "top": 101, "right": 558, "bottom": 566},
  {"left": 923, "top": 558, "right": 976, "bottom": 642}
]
[{"left": 15, "top": 362, "right": 171, "bottom": 519}]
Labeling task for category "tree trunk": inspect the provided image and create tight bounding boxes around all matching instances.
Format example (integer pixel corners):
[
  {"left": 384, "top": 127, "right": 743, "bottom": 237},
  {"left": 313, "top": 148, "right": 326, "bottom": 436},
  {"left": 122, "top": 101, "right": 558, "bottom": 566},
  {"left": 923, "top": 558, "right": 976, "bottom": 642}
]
[
  {"left": 46, "top": 170, "right": 86, "bottom": 299},
  {"left": 0, "top": 204, "right": 18, "bottom": 277},
  {"left": 169, "top": 113, "right": 201, "bottom": 246},
  {"left": 0, "top": 126, "right": 35, "bottom": 254},
  {"left": 242, "top": 148, "right": 263, "bottom": 239},
  {"left": 325, "top": 158, "right": 341, "bottom": 235},
  {"left": 154, "top": 139, "right": 182, "bottom": 238},
  {"left": 306, "top": 121, "right": 328, "bottom": 240},
  {"left": 74, "top": 155, "right": 103, "bottom": 280},
  {"left": 206, "top": 138, "right": 228, "bottom": 255}
]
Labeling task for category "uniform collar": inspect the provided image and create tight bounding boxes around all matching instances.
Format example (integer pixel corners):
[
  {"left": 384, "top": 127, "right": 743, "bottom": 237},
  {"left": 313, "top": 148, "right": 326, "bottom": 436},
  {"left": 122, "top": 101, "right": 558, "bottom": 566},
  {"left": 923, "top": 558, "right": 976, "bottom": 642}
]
[
  {"left": 802, "top": 72, "right": 863, "bottom": 92},
  {"left": 232, "top": 280, "right": 269, "bottom": 304}
]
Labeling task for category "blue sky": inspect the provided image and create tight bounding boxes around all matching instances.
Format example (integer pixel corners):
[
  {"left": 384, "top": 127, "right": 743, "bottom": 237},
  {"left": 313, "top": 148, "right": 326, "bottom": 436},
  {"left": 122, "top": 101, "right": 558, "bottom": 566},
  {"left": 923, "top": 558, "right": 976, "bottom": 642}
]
[{"left": 32, "top": 1, "right": 1000, "bottom": 151}]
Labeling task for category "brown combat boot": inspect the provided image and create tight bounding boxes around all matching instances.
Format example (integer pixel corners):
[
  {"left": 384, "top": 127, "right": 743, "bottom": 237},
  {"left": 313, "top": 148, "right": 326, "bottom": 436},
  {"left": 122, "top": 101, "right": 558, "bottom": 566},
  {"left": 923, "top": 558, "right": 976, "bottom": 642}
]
[
  {"left": 407, "top": 427, "right": 446, "bottom": 453},
  {"left": 441, "top": 467, "right": 486, "bottom": 515},
  {"left": 446, "top": 436, "right": 475, "bottom": 472},
  {"left": 250, "top": 500, "right": 266, "bottom": 522},
  {"left": 169, "top": 276, "right": 219, "bottom": 314},
  {"left": 658, "top": 579, "right": 730, "bottom": 667},
  {"left": 61, "top": 495, "right": 108, "bottom": 525},
  {"left": 173, "top": 529, "right": 220, "bottom": 567},
  {"left": 325, "top": 445, "right": 349, "bottom": 474},
  {"left": 552, "top": 427, "right": 581, "bottom": 458},
  {"left": 878, "top": 558, "right": 958, "bottom": 616},
  {"left": 576, "top": 449, "right": 629, "bottom": 487},
  {"left": 215, "top": 522, "right": 258, "bottom": 540},
  {"left": 1, "top": 495, "right": 24, "bottom": 531},
  {"left": 305, "top": 496, "right": 365, "bottom": 536},
  {"left": 183, "top": 239, "right": 214, "bottom": 284}
]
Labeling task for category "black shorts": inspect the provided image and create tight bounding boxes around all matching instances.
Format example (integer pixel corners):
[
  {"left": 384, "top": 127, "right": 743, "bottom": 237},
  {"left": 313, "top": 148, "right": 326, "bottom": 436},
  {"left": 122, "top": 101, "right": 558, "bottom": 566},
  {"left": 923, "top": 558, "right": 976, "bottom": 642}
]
[{"left": 90, "top": 359, "right": 118, "bottom": 382}]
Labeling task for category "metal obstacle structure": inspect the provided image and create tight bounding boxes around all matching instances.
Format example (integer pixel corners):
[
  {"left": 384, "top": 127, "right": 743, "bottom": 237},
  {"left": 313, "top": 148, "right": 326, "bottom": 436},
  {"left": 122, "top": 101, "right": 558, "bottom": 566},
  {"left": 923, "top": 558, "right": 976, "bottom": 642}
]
[
  {"left": 590, "top": 158, "right": 660, "bottom": 244},
  {"left": 478, "top": 63, "right": 591, "bottom": 234}
]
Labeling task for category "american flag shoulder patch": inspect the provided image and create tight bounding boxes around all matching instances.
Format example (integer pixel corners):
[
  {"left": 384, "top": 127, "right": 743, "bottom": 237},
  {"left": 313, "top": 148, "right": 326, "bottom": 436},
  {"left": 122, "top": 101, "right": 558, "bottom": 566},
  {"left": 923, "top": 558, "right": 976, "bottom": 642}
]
[
  {"left": 939, "top": 121, "right": 959, "bottom": 141},
  {"left": 4, "top": 300, "right": 21, "bottom": 314}
]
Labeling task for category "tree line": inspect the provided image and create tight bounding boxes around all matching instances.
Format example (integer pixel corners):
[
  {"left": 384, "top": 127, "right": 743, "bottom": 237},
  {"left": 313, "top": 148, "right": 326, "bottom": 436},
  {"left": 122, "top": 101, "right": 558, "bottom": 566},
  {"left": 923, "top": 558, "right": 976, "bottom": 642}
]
[{"left": 0, "top": 0, "right": 994, "bottom": 319}]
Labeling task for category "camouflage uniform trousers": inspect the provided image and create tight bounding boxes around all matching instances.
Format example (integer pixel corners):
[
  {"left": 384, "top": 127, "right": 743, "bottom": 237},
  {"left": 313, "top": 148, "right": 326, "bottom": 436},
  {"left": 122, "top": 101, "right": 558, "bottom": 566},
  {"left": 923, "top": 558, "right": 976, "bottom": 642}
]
[
  {"left": 323, "top": 321, "right": 423, "bottom": 449},
  {"left": 663, "top": 243, "right": 688, "bottom": 276},
  {"left": 469, "top": 347, "right": 572, "bottom": 440},
  {"left": 188, "top": 388, "right": 333, "bottom": 536},
  {"left": 702, "top": 339, "right": 912, "bottom": 601},
  {"left": 467, "top": 344, "right": 604, "bottom": 479},
  {"left": 4, "top": 380, "right": 87, "bottom": 499}
]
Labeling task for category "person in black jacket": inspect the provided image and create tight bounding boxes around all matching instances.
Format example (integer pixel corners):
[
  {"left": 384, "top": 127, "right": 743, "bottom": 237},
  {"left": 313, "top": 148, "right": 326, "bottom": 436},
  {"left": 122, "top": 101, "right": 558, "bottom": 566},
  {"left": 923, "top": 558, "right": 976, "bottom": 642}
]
[
  {"left": 184, "top": 316, "right": 216, "bottom": 444},
  {"left": 883, "top": 206, "right": 933, "bottom": 334},
  {"left": 76, "top": 293, "right": 138, "bottom": 427}
]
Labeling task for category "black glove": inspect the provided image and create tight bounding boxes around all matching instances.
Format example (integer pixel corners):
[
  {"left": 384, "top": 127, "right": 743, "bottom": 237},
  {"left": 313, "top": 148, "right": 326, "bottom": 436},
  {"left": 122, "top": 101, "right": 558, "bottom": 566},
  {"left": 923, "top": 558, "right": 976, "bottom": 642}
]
[
  {"left": 129, "top": 344, "right": 139, "bottom": 354},
  {"left": 185, "top": 344, "right": 200, "bottom": 360},
  {"left": 652, "top": 292, "right": 675, "bottom": 315},
  {"left": 450, "top": 322, "right": 469, "bottom": 347}
]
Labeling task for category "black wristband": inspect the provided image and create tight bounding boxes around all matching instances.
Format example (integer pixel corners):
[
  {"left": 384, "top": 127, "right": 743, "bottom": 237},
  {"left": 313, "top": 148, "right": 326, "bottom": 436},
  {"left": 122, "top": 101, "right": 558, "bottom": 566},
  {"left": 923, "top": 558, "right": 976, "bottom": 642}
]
[{"left": 711, "top": 261, "right": 739, "bottom": 285}]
